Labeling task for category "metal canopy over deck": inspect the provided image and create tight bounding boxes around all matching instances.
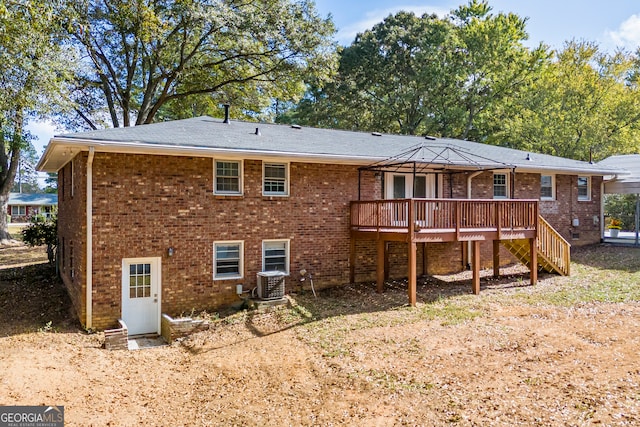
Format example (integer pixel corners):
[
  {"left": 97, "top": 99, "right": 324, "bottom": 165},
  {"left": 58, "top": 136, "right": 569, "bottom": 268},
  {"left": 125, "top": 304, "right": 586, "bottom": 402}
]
[{"left": 357, "top": 141, "right": 517, "bottom": 200}]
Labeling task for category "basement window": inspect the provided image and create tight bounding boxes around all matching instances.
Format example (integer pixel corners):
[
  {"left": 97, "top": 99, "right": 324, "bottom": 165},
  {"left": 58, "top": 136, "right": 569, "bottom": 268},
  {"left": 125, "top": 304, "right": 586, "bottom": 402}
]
[
  {"left": 213, "top": 241, "right": 244, "bottom": 280},
  {"left": 262, "top": 240, "right": 289, "bottom": 274}
]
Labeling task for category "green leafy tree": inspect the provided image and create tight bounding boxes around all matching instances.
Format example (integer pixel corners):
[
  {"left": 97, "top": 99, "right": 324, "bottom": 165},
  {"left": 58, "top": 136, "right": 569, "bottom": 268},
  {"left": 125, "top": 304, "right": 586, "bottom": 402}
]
[
  {"left": 492, "top": 41, "right": 640, "bottom": 160},
  {"left": 22, "top": 214, "right": 58, "bottom": 264},
  {"left": 44, "top": 172, "right": 58, "bottom": 194},
  {"left": 0, "top": 1, "right": 73, "bottom": 242},
  {"left": 63, "top": 0, "right": 337, "bottom": 128},
  {"left": 283, "top": 1, "right": 546, "bottom": 139}
]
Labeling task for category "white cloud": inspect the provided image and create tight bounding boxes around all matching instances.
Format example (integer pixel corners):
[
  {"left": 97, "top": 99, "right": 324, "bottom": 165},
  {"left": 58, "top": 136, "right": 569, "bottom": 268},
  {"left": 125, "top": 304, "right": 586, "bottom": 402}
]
[
  {"left": 605, "top": 14, "right": 640, "bottom": 51},
  {"left": 26, "top": 120, "right": 58, "bottom": 155},
  {"left": 336, "top": 5, "right": 450, "bottom": 45}
]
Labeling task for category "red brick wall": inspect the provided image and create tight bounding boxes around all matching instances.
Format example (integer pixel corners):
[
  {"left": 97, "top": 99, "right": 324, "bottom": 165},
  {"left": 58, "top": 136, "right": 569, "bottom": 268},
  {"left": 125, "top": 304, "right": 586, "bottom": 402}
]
[
  {"left": 57, "top": 154, "right": 87, "bottom": 325},
  {"left": 86, "top": 153, "right": 382, "bottom": 329},
  {"left": 58, "top": 151, "right": 603, "bottom": 329}
]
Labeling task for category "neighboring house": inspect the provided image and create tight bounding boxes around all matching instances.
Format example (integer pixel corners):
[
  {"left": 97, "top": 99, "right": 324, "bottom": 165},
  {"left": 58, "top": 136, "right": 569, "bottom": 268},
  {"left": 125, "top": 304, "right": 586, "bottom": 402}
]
[
  {"left": 598, "top": 154, "right": 640, "bottom": 245},
  {"left": 7, "top": 193, "right": 58, "bottom": 223},
  {"left": 37, "top": 115, "right": 620, "bottom": 334}
]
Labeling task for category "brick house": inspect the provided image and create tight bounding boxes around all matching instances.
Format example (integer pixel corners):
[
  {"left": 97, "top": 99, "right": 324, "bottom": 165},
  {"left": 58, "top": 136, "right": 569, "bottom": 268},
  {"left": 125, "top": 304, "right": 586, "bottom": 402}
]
[
  {"left": 37, "top": 115, "right": 619, "bottom": 334},
  {"left": 7, "top": 192, "right": 58, "bottom": 223}
]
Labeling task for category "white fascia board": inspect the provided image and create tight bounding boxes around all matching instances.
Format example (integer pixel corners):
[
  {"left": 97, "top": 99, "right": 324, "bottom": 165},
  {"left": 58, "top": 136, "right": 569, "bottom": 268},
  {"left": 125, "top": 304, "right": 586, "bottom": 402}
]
[{"left": 514, "top": 164, "right": 625, "bottom": 176}]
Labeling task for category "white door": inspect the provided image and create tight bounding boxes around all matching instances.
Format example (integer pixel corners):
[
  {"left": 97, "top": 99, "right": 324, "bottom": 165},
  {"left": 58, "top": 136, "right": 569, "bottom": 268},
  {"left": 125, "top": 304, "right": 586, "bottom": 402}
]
[
  {"left": 122, "top": 257, "right": 161, "bottom": 335},
  {"left": 385, "top": 173, "right": 437, "bottom": 199}
]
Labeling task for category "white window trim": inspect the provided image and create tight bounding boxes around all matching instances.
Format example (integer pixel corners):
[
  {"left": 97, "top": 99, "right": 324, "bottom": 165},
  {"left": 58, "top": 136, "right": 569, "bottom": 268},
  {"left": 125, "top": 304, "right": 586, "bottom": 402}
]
[
  {"left": 262, "top": 239, "right": 290, "bottom": 275},
  {"left": 213, "top": 240, "right": 244, "bottom": 280},
  {"left": 213, "top": 159, "right": 243, "bottom": 195},
  {"left": 10, "top": 206, "right": 26, "bottom": 216},
  {"left": 578, "top": 176, "right": 591, "bottom": 201},
  {"left": 262, "top": 162, "right": 290, "bottom": 197},
  {"left": 493, "top": 172, "right": 510, "bottom": 199},
  {"left": 540, "top": 174, "right": 556, "bottom": 201}
]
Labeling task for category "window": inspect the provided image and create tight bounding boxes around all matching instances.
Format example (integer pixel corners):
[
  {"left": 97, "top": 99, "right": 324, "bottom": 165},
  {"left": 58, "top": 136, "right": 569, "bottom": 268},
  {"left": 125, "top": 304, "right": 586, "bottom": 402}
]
[
  {"left": 540, "top": 175, "right": 555, "bottom": 200},
  {"left": 213, "top": 241, "right": 243, "bottom": 279},
  {"left": 578, "top": 176, "right": 591, "bottom": 201},
  {"left": 263, "top": 162, "right": 288, "bottom": 196},
  {"left": 10, "top": 206, "right": 26, "bottom": 216},
  {"left": 129, "top": 263, "right": 151, "bottom": 298},
  {"left": 493, "top": 173, "right": 509, "bottom": 199},
  {"left": 262, "top": 240, "right": 289, "bottom": 274},
  {"left": 214, "top": 160, "right": 242, "bottom": 195}
]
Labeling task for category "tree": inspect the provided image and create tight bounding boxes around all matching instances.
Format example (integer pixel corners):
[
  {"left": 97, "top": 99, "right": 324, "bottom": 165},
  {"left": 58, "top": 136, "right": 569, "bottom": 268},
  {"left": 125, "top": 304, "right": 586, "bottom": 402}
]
[
  {"left": 64, "top": 0, "right": 337, "bottom": 128},
  {"left": 10, "top": 141, "right": 40, "bottom": 194},
  {"left": 283, "top": 1, "right": 546, "bottom": 139},
  {"left": 0, "top": 1, "right": 74, "bottom": 242},
  {"left": 22, "top": 214, "right": 57, "bottom": 265},
  {"left": 492, "top": 41, "right": 640, "bottom": 160},
  {"left": 44, "top": 173, "right": 58, "bottom": 194}
]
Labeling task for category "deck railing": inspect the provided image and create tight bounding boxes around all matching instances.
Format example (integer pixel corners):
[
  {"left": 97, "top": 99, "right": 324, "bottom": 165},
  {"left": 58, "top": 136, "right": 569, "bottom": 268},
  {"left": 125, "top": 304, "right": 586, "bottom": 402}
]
[
  {"left": 350, "top": 199, "right": 539, "bottom": 235},
  {"left": 538, "top": 215, "right": 571, "bottom": 275}
]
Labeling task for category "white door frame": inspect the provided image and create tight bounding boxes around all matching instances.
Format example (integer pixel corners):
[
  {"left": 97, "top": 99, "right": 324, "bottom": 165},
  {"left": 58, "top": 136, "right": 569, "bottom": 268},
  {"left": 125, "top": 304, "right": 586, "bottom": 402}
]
[
  {"left": 385, "top": 173, "right": 438, "bottom": 199},
  {"left": 121, "top": 257, "right": 162, "bottom": 335}
]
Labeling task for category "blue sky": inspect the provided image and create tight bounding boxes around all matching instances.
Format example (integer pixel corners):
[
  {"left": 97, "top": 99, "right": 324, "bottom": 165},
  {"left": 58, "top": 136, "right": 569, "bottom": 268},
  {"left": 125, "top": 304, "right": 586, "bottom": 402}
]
[
  {"left": 28, "top": 0, "right": 640, "bottom": 156},
  {"left": 315, "top": 0, "right": 640, "bottom": 50}
]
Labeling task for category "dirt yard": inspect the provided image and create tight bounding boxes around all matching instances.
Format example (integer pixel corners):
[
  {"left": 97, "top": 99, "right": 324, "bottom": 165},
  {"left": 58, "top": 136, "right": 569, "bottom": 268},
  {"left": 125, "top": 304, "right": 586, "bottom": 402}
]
[{"left": 1, "top": 244, "right": 639, "bottom": 426}]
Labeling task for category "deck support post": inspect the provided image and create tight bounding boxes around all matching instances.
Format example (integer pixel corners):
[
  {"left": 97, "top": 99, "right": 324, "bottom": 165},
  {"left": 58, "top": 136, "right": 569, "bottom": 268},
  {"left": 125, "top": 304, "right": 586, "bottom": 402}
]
[
  {"left": 472, "top": 240, "right": 481, "bottom": 295},
  {"left": 492, "top": 240, "right": 500, "bottom": 278},
  {"left": 422, "top": 242, "right": 428, "bottom": 276},
  {"left": 408, "top": 241, "right": 417, "bottom": 306},
  {"left": 349, "top": 237, "right": 356, "bottom": 283},
  {"left": 529, "top": 237, "right": 538, "bottom": 285},
  {"left": 377, "top": 239, "right": 385, "bottom": 293}
]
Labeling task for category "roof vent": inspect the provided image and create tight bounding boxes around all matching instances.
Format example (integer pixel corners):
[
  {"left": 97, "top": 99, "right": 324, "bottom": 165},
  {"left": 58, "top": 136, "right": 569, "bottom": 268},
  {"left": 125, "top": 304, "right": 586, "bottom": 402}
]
[
  {"left": 425, "top": 135, "right": 436, "bottom": 140},
  {"left": 371, "top": 132, "right": 382, "bottom": 136},
  {"left": 255, "top": 127, "right": 261, "bottom": 136},
  {"left": 526, "top": 153, "right": 532, "bottom": 161},
  {"left": 223, "top": 104, "right": 230, "bottom": 124},
  {"left": 291, "top": 124, "right": 302, "bottom": 129}
]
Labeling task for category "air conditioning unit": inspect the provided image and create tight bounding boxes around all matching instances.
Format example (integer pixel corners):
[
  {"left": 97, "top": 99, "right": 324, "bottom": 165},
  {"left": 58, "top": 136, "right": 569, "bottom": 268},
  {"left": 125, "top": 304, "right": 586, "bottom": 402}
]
[{"left": 256, "top": 271, "right": 285, "bottom": 300}]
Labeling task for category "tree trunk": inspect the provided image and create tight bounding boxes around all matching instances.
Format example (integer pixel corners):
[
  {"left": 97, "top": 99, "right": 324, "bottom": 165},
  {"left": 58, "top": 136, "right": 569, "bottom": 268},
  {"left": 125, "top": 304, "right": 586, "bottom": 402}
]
[
  {"left": 0, "top": 193, "right": 11, "bottom": 242},
  {"left": 0, "top": 109, "right": 24, "bottom": 243}
]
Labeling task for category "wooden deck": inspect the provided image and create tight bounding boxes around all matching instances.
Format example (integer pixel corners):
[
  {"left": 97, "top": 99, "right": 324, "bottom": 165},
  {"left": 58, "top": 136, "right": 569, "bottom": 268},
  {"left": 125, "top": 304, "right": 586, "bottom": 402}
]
[{"left": 349, "top": 199, "right": 541, "bottom": 304}]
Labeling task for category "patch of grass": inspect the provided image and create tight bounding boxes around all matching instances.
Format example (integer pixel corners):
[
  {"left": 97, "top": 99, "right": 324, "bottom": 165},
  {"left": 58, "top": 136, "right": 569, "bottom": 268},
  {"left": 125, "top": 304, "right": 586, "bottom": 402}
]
[
  {"left": 418, "top": 297, "right": 485, "bottom": 325},
  {"left": 355, "top": 368, "right": 435, "bottom": 394}
]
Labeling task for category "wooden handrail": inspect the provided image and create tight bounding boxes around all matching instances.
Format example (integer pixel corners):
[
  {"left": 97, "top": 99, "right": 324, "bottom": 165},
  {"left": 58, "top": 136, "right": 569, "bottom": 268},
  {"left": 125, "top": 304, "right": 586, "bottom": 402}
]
[{"left": 537, "top": 215, "right": 571, "bottom": 275}]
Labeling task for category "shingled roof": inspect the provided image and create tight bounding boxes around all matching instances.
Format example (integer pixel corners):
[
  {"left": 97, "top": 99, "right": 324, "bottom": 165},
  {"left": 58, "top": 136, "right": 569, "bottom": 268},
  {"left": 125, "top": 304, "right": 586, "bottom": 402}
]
[{"left": 38, "top": 116, "right": 621, "bottom": 176}]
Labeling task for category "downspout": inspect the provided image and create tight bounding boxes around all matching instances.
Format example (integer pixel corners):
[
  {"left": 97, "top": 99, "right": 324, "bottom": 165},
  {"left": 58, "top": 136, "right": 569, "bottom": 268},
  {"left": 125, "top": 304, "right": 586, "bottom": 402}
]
[
  {"left": 466, "top": 171, "right": 483, "bottom": 268},
  {"left": 86, "top": 147, "right": 95, "bottom": 329}
]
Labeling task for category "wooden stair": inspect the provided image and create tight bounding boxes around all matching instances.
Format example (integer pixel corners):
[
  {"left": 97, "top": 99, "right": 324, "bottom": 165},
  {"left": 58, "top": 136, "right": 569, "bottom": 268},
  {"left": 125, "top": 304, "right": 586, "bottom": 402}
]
[{"left": 501, "top": 216, "right": 571, "bottom": 276}]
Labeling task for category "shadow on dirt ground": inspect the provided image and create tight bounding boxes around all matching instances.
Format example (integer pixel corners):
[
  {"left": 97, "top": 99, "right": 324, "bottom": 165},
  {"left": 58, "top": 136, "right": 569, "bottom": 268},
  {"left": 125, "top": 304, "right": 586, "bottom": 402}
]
[{"left": 0, "top": 260, "right": 81, "bottom": 337}]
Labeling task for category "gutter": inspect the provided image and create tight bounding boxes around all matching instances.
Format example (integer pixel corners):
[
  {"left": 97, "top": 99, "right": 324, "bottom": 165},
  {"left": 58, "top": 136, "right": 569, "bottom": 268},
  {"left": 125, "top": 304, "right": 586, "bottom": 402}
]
[{"left": 86, "top": 147, "right": 94, "bottom": 329}]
